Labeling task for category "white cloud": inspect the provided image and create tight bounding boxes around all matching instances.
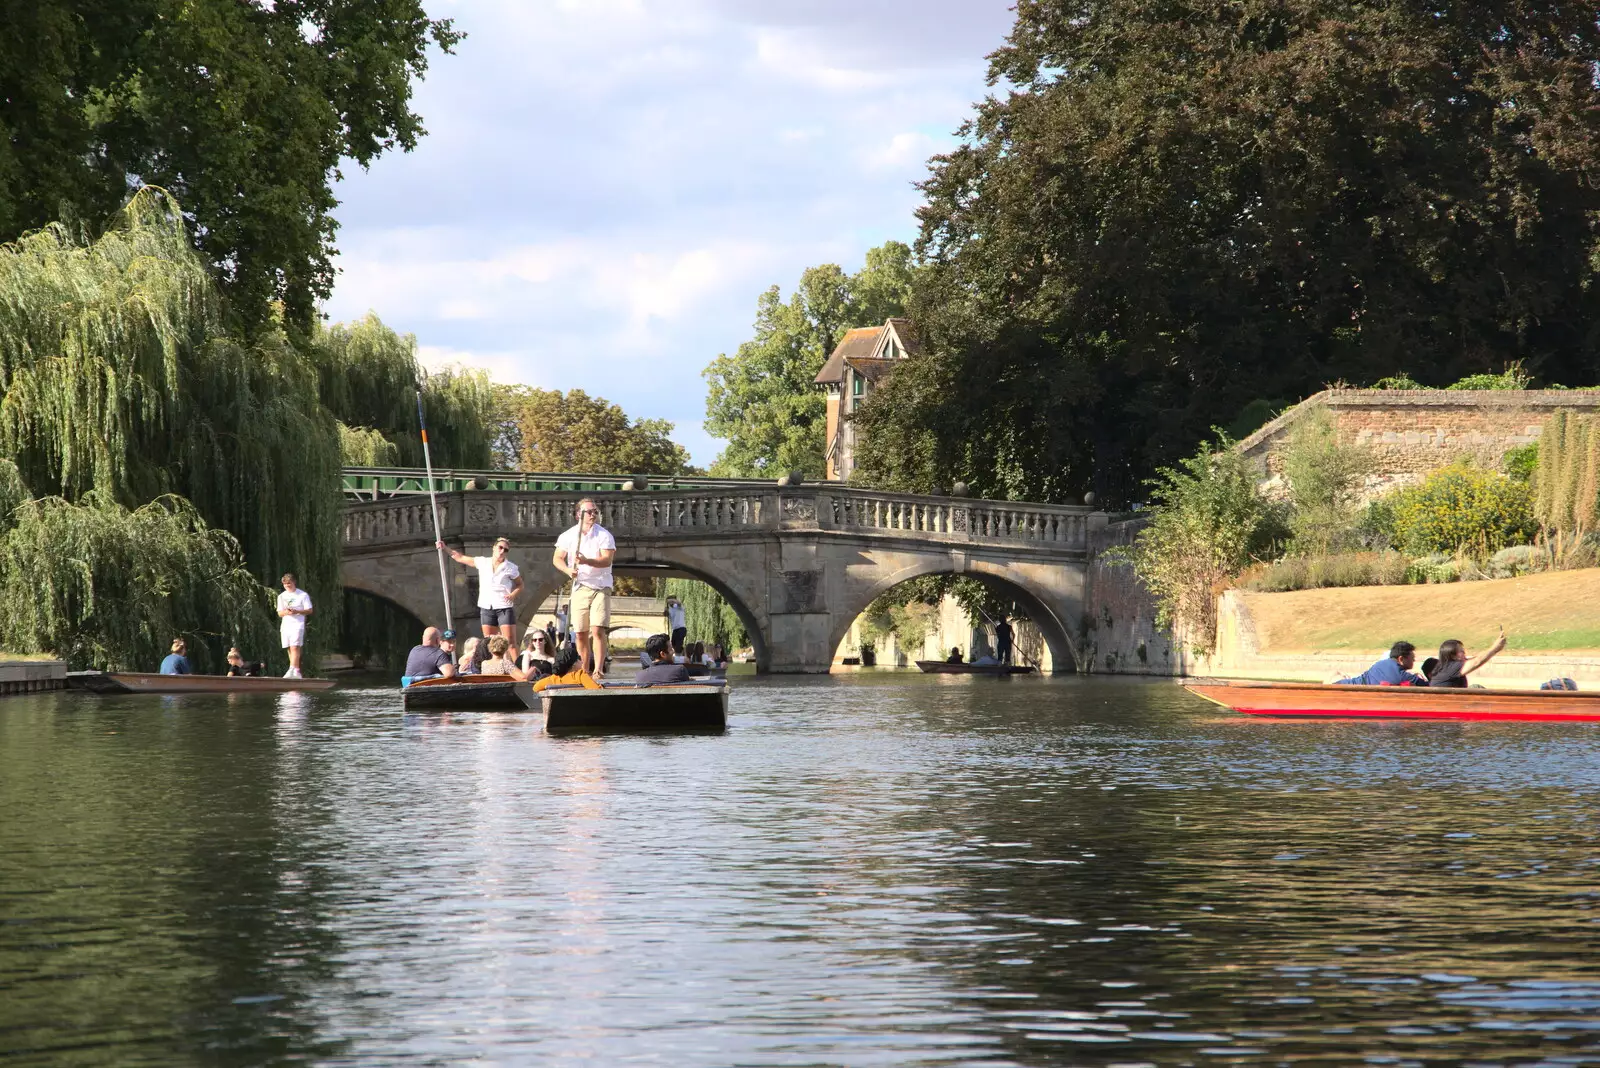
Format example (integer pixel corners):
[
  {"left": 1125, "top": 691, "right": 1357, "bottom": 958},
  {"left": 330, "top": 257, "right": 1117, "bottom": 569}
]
[{"left": 325, "top": 0, "right": 1016, "bottom": 466}]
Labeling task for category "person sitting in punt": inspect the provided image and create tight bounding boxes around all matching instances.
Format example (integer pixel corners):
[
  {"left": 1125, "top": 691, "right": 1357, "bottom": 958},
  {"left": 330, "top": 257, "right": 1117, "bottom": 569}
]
[
  {"left": 1332, "top": 641, "right": 1424, "bottom": 686},
  {"left": 457, "top": 636, "right": 484, "bottom": 676},
  {"left": 225, "top": 648, "right": 261, "bottom": 677},
  {"left": 946, "top": 647, "right": 963, "bottom": 664},
  {"left": 160, "top": 638, "right": 192, "bottom": 675},
  {"left": 477, "top": 636, "right": 526, "bottom": 680},
  {"left": 520, "top": 628, "right": 555, "bottom": 677},
  {"left": 1428, "top": 631, "right": 1507, "bottom": 687},
  {"left": 636, "top": 633, "right": 690, "bottom": 687},
  {"left": 403, "top": 627, "right": 457, "bottom": 681},
  {"left": 532, "top": 644, "right": 603, "bottom": 692}
]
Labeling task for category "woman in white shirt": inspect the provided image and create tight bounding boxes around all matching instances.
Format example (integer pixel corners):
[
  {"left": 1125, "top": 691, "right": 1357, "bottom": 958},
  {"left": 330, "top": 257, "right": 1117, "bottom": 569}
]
[{"left": 438, "top": 536, "right": 524, "bottom": 643}]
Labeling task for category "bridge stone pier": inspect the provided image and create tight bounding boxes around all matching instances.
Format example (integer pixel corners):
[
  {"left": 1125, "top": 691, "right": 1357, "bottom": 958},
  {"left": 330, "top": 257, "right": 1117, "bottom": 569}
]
[{"left": 341, "top": 480, "right": 1106, "bottom": 674}]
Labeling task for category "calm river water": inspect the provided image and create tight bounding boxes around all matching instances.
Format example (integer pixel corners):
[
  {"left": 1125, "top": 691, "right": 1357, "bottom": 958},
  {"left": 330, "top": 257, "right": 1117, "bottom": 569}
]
[{"left": 3, "top": 675, "right": 1599, "bottom": 1066}]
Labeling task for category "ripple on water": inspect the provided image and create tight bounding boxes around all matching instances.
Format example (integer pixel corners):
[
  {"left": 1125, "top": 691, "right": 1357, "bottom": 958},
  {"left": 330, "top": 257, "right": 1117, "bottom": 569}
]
[{"left": 1, "top": 677, "right": 1599, "bottom": 1065}]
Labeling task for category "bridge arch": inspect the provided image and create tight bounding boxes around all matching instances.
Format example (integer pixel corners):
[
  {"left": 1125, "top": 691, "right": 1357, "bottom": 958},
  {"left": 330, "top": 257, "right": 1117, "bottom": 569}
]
[{"left": 828, "top": 556, "right": 1081, "bottom": 674}]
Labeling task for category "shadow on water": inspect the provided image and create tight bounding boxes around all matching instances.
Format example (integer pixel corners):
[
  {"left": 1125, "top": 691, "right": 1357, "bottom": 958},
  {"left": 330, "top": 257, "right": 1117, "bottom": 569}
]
[{"left": 2, "top": 675, "right": 1598, "bottom": 1065}]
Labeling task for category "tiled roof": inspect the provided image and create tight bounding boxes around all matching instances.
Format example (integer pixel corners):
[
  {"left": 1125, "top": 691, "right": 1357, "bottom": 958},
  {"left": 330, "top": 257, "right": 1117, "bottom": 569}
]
[
  {"left": 815, "top": 326, "right": 885, "bottom": 385},
  {"left": 845, "top": 356, "right": 897, "bottom": 383},
  {"left": 883, "top": 317, "right": 924, "bottom": 357}
]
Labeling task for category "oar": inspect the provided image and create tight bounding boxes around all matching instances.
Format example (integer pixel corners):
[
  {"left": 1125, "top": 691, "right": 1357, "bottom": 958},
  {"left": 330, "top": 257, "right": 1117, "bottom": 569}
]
[{"left": 416, "top": 391, "right": 454, "bottom": 658}]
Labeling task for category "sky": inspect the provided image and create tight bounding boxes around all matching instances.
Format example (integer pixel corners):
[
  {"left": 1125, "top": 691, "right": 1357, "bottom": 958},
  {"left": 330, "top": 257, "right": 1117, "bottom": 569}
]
[{"left": 322, "top": 0, "right": 1018, "bottom": 467}]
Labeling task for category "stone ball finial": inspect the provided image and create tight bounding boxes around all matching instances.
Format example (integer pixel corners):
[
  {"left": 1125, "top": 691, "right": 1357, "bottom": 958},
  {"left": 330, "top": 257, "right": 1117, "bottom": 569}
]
[
  {"left": 950, "top": 481, "right": 970, "bottom": 498},
  {"left": 621, "top": 479, "right": 637, "bottom": 492},
  {"left": 467, "top": 476, "right": 490, "bottom": 491},
  {"left": 777, "top": 471, "right": 804, "bottom": 488},
  {"left": 1083, "top": 491, "right": 1097, "bottom": 507}
]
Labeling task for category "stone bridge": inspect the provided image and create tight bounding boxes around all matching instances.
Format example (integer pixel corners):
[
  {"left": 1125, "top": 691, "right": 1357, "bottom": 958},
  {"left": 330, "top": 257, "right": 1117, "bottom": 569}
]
[{"left": 340, "top": 471, "right": 1106, "bottom": 673}]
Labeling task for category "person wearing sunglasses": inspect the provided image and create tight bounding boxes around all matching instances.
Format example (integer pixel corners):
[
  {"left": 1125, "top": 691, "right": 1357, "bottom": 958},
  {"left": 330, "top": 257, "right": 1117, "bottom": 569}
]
[
  {"left": 520, "top": 626, "right": 555, "bottom": 678},
  {"left": 438, "top": 535, "right": 524, "bottom": 644},
  {"left": 553, "top": 497, "right": 616, "bottom": 679}
]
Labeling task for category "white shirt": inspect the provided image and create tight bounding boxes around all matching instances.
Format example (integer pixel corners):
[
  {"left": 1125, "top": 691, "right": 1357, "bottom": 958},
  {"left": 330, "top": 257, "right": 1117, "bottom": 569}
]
[
  {"left": 277, "top": 589, "right": 312, "bottom": 636},
  {"left": 474, "top": 556, "right": 521, "bottom": 610},
  {"left": 667, "top": 602, "right": 686, "bottom": 630},
  {"left": 557, "top": 523, "right": 616, "bottom": 589}
]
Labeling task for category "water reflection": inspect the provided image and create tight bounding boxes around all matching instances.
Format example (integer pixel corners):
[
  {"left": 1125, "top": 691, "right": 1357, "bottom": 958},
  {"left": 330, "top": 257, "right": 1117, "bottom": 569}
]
[{"left": 1, "top": 678, "right": 1598, "bottom": 1065}]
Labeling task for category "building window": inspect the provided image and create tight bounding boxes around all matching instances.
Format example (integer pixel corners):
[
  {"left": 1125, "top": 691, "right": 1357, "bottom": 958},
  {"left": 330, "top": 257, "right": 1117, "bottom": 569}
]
[{"left": 852, "top": 375, "right": 864, "bottom": 397}]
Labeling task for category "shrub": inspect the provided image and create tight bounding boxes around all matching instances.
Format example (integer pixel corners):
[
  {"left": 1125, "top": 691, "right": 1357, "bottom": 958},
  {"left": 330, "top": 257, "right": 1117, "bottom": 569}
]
[
  {"left": 1447, "top": 362, "right": 1531, "bottom": 391},
  {"left": 1240, "top": 551, "right": 1411, "bottom": 592},
  {"left": 1389, "top": 464, "right": 1537, "bottom": 557},
  {"left": 1281, "top": 408, "right": 1374, "bottom": 555},
  {"left": 1115, "top": 436, "right": 1288, "bottom": 653},
  {"left": 1370, "top": 374, "right": 1424, "bottom": 390},
  {"left": 1532, "top": 411, "right": 1600, "bottom": 537},
  {"left": 1354, "top": 497, "right": 1398, "bottom": 550},
  {"left": 1503, "top": 442, "right": 1538, "bottom": 483}
]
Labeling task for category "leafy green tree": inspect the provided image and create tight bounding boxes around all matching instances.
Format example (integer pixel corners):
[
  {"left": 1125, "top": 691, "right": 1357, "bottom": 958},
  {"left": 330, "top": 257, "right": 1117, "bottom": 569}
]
[
  {"left": 1281, "top": 409, "right": 1373, "bottom": 555},
  {"left": 0, "top": 0, "right": 460, "bottom": 333},
  {"left": 1117, "top": 438, "right": 1286, "bottom": 654},
  {"left": 310, "top": 314, "right": 496, "bottom": 469},
  {"left": 704, "top": 241, "right": 915, "bottom": 478},
  {"left": 495, "top": 386, "right": 691, "bottom": 475},
  {"left": 856, "top": 0, "right": 1600, "bottom": 504},
  {"left": 663, "top": 578, "right": 748, "bottom": 651}
]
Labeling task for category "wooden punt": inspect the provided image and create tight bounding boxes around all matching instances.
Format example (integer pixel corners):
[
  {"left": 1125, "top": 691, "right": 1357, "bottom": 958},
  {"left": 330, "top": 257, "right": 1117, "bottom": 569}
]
[
  {"left": 402, "top": 674, "right": 525, "bottom": 712},
  {"left": 67, "top": 671, "right": 336, "bottom": 695},
  {"left": 1185, "top": 679, "right": 1600, "bottom": 722},
  {"left": 515, "top": 679, "right": 728, "bottom": 733},
  {"left": 915, "top": 660, "right": 1035, "bottom": 675}
]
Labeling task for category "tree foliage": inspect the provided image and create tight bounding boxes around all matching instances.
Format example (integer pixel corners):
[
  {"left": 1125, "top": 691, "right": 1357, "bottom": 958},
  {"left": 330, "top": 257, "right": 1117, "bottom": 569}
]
[
  {"left": 0, "top": 191, "right": 487, "bottom": 668},
  {"left": 0, "top": 481, "right": 273, "bottom": 672},
  {"left": 310, "top": 314, "right": 495, "bottom": 469},
  {"left": 663, "top": 578, "right": 748, "bottom": 651},
  {"left": 1119, "top": 439, "right": 1285, "bottom": 653},
  {"left": 1281, "top": 408, "right": 1373, "bottom": 555},
  {"left": 494, "top": 386, "right": 691, "bottom": 475},
  {"left": 0, "top": 0, "right": 461, "bottom": 333},
  {"left": 856, "top": 0, "right": 1600, "bottom": 504},
  {"left": 703, "top": 241, "right": 916, "bottom": 478}
]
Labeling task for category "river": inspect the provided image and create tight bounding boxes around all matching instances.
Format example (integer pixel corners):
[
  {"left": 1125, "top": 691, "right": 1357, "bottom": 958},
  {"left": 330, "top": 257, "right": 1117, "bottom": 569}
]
[{"left": 3, "top": 675, "right": 1598, "bottom": 1066}]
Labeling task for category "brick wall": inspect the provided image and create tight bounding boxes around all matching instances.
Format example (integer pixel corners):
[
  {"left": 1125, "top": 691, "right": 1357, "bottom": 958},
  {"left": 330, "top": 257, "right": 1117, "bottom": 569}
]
[{"left": 1236, "top": 389, "right": 1600, "bottom": 499}]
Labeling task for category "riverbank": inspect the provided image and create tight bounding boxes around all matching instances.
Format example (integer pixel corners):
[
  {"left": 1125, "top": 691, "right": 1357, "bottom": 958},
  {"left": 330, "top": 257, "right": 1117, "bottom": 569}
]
[
  {"left": 0, "top": 659, "right": 67, "bottom": 695},
  {"left": 1203, "top": 569, "right": 1600, "bottom": 689}
]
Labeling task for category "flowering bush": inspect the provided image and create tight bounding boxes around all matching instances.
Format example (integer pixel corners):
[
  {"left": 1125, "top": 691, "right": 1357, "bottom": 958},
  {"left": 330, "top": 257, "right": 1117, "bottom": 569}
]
[{"left": 1389, "top": 464, "right": 1537, "bottom": 557}]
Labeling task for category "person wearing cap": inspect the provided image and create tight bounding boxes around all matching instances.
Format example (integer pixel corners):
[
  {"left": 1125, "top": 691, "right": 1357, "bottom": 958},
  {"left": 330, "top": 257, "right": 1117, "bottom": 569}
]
[
  {"left": 438, "top": 536, "right": 523, "bottom": 643},
  {"left": 403, "top": 626, "right": 457, "bottom": 682}
]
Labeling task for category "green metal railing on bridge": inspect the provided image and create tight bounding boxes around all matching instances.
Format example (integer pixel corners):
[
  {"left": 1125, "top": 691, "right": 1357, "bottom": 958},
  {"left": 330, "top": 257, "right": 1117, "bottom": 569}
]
[{"left": 342, "top": 467, "right": 773, "bottom": 500}]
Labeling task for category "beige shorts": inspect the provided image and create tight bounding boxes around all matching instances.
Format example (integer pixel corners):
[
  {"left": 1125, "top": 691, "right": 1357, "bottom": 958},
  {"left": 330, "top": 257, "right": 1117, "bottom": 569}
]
[{"left": 571, "top": 585, "right": 612, "bottom": 630}]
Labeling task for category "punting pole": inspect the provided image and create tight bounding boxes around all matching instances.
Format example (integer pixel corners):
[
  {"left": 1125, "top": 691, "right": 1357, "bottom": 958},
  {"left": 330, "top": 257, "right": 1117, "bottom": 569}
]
[{"left": 416, "top": 391, "right": 454, "bottom": 635}]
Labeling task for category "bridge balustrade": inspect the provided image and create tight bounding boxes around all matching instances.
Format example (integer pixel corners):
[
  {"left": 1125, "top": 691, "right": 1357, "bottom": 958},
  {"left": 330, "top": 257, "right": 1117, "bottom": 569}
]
[{"left": 343, "top": 482, "right": 1095, "bottom": 556}]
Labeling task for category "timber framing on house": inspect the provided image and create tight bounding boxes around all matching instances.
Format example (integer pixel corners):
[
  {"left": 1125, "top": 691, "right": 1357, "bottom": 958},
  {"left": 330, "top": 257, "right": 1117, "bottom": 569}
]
[{"left": 814, "top": 317, "right": 922, "bottom": 481}]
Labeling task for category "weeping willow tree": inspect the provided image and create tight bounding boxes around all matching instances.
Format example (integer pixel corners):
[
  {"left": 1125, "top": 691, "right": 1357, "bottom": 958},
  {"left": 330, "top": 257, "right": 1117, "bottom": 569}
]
[
  {"left": 0, "top": 188, "right": 342, "bottom": 667},
  {"left": 663, "top": 578, "right": 748, "bottom": 651},
  {"left": 0, "top": 467, "right": 273, "bottom": 671},
  {"left": 339, "top": 423, "right": 402, "bottom": 467},
  {"left": 309, "top": 314, "right": 496, "bottom": 469}
]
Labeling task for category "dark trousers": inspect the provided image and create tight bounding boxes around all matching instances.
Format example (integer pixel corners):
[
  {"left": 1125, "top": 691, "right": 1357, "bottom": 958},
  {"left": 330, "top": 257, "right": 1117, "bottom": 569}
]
[
  {"left": 997, "top": 642, "right": 1012, "bottom": 665},
  {"left": 671, "top": 627, "right": 687, "bottom": 654}
]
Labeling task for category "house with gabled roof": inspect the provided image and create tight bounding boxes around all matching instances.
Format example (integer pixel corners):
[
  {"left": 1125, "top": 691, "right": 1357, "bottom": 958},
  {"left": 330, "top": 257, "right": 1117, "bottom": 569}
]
[{"left": 813, "top": 317, "right": 922, "bottom": 480}]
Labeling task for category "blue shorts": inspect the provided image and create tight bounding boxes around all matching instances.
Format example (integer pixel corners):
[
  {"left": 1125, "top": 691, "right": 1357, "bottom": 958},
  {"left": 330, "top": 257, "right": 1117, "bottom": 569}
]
[{"left": 479, "top": 607, "right": 516, "bottom": 627}]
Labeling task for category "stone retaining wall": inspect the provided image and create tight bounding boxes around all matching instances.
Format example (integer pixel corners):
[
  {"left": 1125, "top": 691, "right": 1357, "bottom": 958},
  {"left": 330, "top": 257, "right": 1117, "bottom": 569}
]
[
  {"left": 0, "top": 660, "right": 67, "bottom": 695},
  {"left": 1237, "top": 389, "right": 1600, "bottom": 499}
]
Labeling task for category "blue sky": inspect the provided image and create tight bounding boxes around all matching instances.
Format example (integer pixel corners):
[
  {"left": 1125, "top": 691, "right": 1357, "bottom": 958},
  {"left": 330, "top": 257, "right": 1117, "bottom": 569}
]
[{"left": 323, "top": 0, "right": 1017, "bottom": 467}]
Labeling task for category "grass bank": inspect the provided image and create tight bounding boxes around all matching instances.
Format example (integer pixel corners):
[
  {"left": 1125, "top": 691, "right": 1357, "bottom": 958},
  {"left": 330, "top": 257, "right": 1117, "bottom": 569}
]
[{"left": 1239, "top": 568, "right": 1600, "bottom": 655}]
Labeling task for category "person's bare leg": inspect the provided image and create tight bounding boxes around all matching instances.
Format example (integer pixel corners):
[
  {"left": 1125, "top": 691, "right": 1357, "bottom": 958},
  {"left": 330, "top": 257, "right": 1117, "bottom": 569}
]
[
  {"left": 288, "top": 645, "right": 302, "bottom": 672},
  {"left": 575, "top": 629, "right": 592, "bottom": 672},
  {"left": 592, "top": 626, "right": 608, "bottom": 679}
]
